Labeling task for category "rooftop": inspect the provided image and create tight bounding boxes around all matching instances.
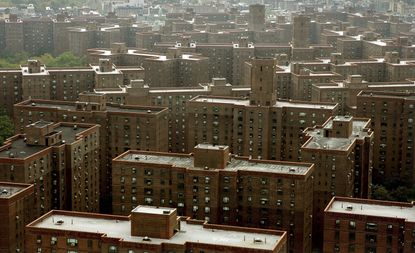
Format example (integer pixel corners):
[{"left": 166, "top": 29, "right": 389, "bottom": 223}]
[
  {"left": 18, "top": 100, "right": 166, "bottom": 114},
  {"left": 115, "top": 152, "right": 312, "bottom": 176},
  {"left": 0, "top": 184, "right": 25, "bottom": 198},
  {"left": 302, "top": 117, "right": 371, "bottom": 151},
  {"left": 21, "top": 66, "right": 49, "bottom": 76},
  {"left": 91, "top": 65, "right": 122, "bottom": 75},
  {"left": 30, "top": 211, "right": 282, "bottom": 250},
  {"left": 0, "top": 124, "right": 94, "bottom": 159},
  {"left": 327, "top": 198, "right": 415, "bottom": 222},
  {"left": 358, "top": 91, "right": 415, "bottom": 100},
  {"left": 132, "top": 205, "right": 175, "bottom": 215},
  {"left": 192, "top": 96, "right": 337, "bottom": 110}
]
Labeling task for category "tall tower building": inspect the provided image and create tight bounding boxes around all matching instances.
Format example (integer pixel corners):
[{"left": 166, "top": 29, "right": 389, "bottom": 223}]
[
  {"left": 249, "top": 58, "right": 277, "bottom": 106},
  {"left": 292, "top": 15, "right": 311, "bottom": 48},
  {"left": 248, "top": 4, "right": 265, "bottom": 32}
]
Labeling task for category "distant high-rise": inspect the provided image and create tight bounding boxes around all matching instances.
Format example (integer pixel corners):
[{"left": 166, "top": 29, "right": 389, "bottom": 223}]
[
  {"left": 248, "top": 4, "right": 265, "bottom": 32},
  {"left": 292, "top": 15, "right": 311, "bottom": 48}
]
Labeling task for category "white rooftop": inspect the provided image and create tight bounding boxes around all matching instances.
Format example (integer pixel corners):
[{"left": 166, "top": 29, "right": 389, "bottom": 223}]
[
  {"left": 132, "top": 205, "right": 175, "bottom": 215},
  {"left": 117, "top": 152, "right": 311, "bottom": 175},
  {"left": 328, "top": 199, "right": 415, "bottom": 222},
  {"left": 32, "top": 213, "right": 282, "bottom": 250}
]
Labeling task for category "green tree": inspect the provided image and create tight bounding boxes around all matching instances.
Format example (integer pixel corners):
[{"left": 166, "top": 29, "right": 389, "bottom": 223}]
[
  {"left": 372, "top": 185, "right": 391, "bottom": 201},
  {"left": 0, "top": 115, "right": 14, "bottom": 144},
  {"left": 0, "top": 52, "right": 86, "bottom": 68},
  {"left": 34, "top": 52, "right": 86, "bottom": 67}
]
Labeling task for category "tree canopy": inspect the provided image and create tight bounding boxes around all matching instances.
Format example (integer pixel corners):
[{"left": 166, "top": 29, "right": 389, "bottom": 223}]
[
  {"left": 0, "top": 115, "right": 14, "bottom": 144},
  {"left": 0, "top": 52, "right": 86, "bottom": 68}
]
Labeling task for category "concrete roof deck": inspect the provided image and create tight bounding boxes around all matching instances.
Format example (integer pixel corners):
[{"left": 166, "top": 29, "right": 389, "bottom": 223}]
[
  {"left": 30, "top": 211, "right": 282, "bottom": 250},
  {"left": 0, "top": 184, "right": 25, "bottom": 198},
  {"left": 115, "top": 151, "right": 312, "bottom": 176},
  {"left": 327, "top": 198, "right": 415, "bottom": 222},
  {"left": 18, "top": 100, "right": 166, "bottom": 114},
  {"left": 0, "top": 137, "right": 46, "bottom": 159},
  {"left": 191, "top": 96, "right": 338, "bottom": 110},
  {"left": 0, "top": 124, "right": 92, "bottom": 159},
  {"left": 302, "top": 118, "right": 371, "bottom": 151}
]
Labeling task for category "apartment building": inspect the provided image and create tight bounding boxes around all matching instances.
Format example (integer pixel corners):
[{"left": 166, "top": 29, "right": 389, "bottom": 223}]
[
  {"left": 25, "top": 205, "right": 287, "bottom": 253},
  {"left": 68, "top": 22, "right": 143, "bottom": 56},
  {"left": 14, "top": 93, "right": 168, "bottom": 212},
  {"left": 144, "top": 47, "right": 210, "bottom": 87},
  {"left": 324, "top": 197, "right": 415, "bottom": 253},
  {"left": 301, "top": 116, "right": 374, "bottom": 247},
  {"left": 52, "top": 14, "right": 73, "bottom": 56},
  {"left": 248, "top": 4, "right": 265, "bottom": 32},
  {"left": 93, "top": 77, "right": 250, "bottom": 153},
  {"left": 3, "top": 14, "right": 24, "bottom": 55},
  {"left": 0, "top": 182, "right": 34, "bottom": 253},
  {"left": 153, "top": 37, "right": 336, "bottom": 86},
  {"left": 22, "top": 17, "right": 54, "bottom": 56},
  {"left": 356, "top": 91, "right": 415, "bottom": 186},
  {"left": 292, "top": 15, "right": 311, "bottom": 48},
  {"left": 291, "top": 66, "right": 342, "bottom": 101},
  {"left": 112, "top": 144, "right": 313, "bottom": 253},
  {"left": 311, "top": 74, "right": 415, "bottom": 114},
  {"left": 0, "top": 121, "right": 101, "bottom": 217},
  {"left": 0, "top": 59, "right": 144, "bottom": 117},
  {"left": 186, "top": 58, "right": 339, "bottom": 161}
]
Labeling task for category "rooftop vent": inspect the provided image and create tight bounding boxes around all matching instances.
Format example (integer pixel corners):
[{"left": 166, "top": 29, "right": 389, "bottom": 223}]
[
  {"left": 143, "top": 236, "right": 151, "bottom": 241},
  {"left": 163, "top": 210, "right": 170, "bottom": 214},
  {"left": 1, "top": 189, "right": 8, "bottom": 195},
  {"left": 346, "top": 205, "right": 353, "bottom": 211},
  {"left": 55, "top": 219, "right": 64, "bottom": 225},
  {"left": 289, "top": 168, "right": 296, "bottom": 172},
  {"left": 254, "top": 238, "right": 263, "bottom": 243}
]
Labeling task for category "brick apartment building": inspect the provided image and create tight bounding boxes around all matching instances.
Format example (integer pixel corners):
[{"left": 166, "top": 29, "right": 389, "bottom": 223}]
[
  {"left": 93, "top": 77, "right": 250, "bottom": 153},
  {"left": 112, "top": 144, "right": 314, "bottom": 253},
  {"left": 0, "top": 121, "right": 101, "bottom": 217},
  {"left": 14, "top": 93, "right": 168, "bottom": 212},
  {"left": 324, "top": 197, "right": 415, "bottom": 253},
  {"left": 311, "top": 75, "right": 415, "bottom": 115},
  {"left": 0, "top": 13, "right": 147, "bottom": 56},
  {"left": 0, "top": 59, "right": 144, "bottom": 117},
  {"left": 88, "top": 43, "right": 210, "bottom": 87},
  {"left": 186, "top": 58, "right": 339, "bottom": 161},
  {"left": 356, "top": 91, "right": 415, "bottom": 186},
  {"left": 25, "top": 205, "right": 287, "bottom": 253},
  {"left": 301, "top": 116, "right": 374, "bottom": 247},
  {"left": 0, "top": 182, "right": 34, "bottom": 253}
]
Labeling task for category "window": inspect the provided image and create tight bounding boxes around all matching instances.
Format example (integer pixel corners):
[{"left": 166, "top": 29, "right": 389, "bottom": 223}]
[
  {"left": 67, "top": 238, "right": 78, "bottom": 247},
  {"left": 335, "top": 219, "right": 340, "bottom": 228},
  {"left": 349, "top": 232, "right": 355, "bottom": 242},
  {"left": 222, "top": 197, "right": 229, "bottom": 203},
  {"left": 365, "top": 234, "right": 377, "bottom": 243},
  {"left": 50, "top": 237, "right": 57, "bottom": 245},
  {"left": 349, "top": 221, "right": 356, "bottom": 229},
  {"left": 366, "top": 222, "right": 378, "bottom": 232},
  {"left": 108, "top": 246, "right": 118, "bottom": 253}
]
